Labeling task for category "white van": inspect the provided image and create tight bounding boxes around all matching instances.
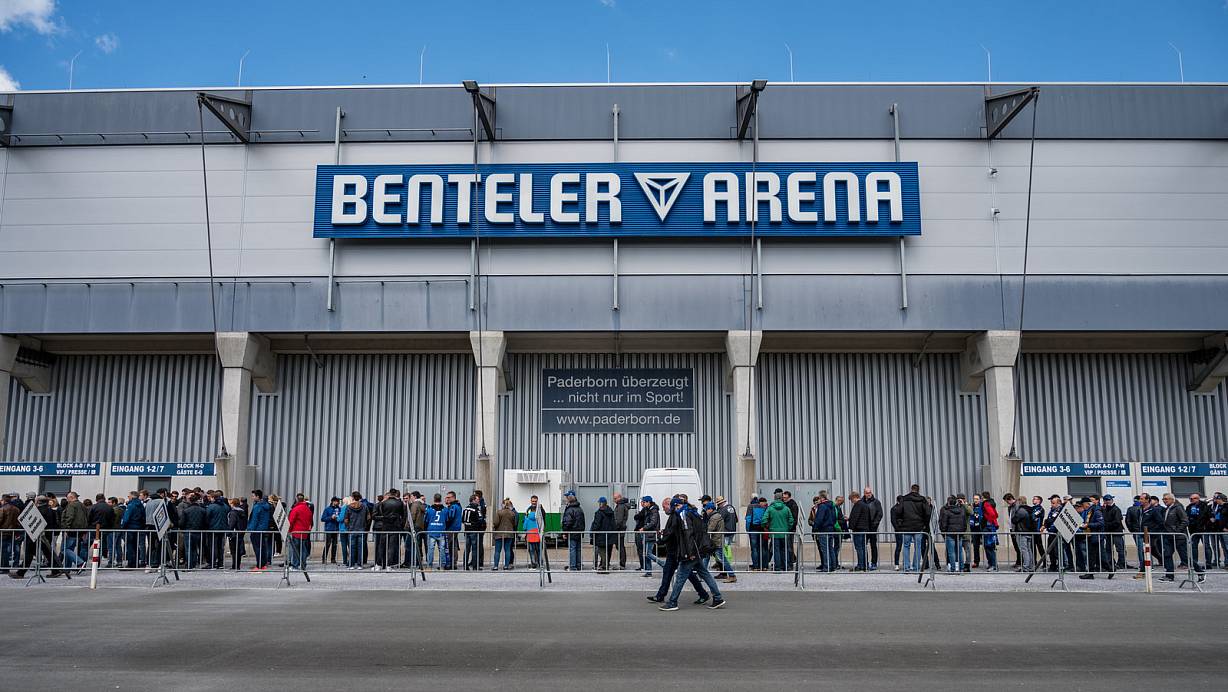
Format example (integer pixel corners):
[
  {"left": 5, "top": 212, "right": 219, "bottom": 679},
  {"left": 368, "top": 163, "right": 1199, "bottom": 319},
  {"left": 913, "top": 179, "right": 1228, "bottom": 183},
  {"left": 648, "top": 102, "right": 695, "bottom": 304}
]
[{"left": 638, "top": 467, "right": 704, "bottom": 529}]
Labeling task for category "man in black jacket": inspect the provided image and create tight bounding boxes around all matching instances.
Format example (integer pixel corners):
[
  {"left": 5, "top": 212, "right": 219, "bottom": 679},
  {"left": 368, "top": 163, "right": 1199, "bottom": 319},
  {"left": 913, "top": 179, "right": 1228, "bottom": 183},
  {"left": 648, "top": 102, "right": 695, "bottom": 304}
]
[
  {"left": 561, "top": 492, "right": 585, "bottom": 571},
  {"left": 890, "top": 496, "right": 904, "bottom": 570},
  {"left": 374, "top": 489, "right": 408, "bottom": 571},
  {"left": 178, "top": 494, "right": 208, "bottom": 569},
  {"left": 656, "top": 499, "right": 725, "bottom": 611},
  {"left": 648, "top": 498, "right": 713, "bottom": 608},
  {"left": 1124, "top": 494, "right": 1147, "bottom": 574},
  {"left": 1159, "top": 493, "right": 1191, "bottom": 582},
  {"left": 633, "top": 497, "right": 659, "bottom": 575},
  {"left": 896, "top": 485, "right": 930, "bottom": 573},
  {"left": 87, "top": 493, "right": 114, "bottom": 566},
  {"left": 860, "top": 486, "right": 884, "bottom": 571},
  {"left": 612, "top": 493, "right": 630, "bottom": 570},
  {"left": 1100, "top": 495, "right": 1126, "bottom": 572}
]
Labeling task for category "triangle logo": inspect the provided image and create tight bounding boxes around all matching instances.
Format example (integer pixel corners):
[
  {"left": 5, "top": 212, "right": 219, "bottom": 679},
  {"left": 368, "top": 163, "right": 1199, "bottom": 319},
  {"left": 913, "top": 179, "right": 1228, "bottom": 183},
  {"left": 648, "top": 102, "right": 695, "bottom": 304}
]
[{"left": 634, "top": 172, "right": 691, "bottom": 221}]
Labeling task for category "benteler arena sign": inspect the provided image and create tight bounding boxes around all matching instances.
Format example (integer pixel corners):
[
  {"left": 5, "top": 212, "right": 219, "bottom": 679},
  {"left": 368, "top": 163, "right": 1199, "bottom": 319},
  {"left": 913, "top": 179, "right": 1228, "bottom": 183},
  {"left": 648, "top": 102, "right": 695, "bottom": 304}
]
[{"left": 313, "top": 162, "right": 921, "bottom": 239}]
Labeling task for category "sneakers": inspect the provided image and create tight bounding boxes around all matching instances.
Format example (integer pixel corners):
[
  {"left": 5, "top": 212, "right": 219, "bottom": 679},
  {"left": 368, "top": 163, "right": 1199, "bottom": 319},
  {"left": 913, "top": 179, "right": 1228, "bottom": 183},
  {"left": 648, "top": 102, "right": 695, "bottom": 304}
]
[
  {"left": 658, "top": 605, "right": 679, "bottom": 612},
  {"left": 894, "top": 565, "right": 901, "bottom": 571},
  {"left": 723, "top": 575, "right": 738, "bottom": 583},
  {"left": 646, "top": 595, "right": 664, "bottom": 603},
  {"left": 693, "top": 596, "right": 709, "bottom": 605},
  {"left": 706, "top": 599, "right": 726, "bottom": 610},
  {"left": 1078, "top": 574, "right": 1095, "bottom": 580}
]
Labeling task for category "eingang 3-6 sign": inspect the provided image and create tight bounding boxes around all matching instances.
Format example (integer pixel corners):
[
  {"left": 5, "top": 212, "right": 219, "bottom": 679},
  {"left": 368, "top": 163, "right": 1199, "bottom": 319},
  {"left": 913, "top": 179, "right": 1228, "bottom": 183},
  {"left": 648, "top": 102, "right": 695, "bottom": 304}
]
[{"left": 314, "top": 162, "right": 921, "bottom": 239}]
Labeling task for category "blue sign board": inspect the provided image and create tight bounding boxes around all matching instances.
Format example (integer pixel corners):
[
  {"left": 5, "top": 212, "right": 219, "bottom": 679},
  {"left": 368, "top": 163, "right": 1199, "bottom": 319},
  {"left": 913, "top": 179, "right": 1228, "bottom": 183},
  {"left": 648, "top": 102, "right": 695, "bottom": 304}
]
[
  {"left": 1021, "top": 463, "right": 1130, "bottom": 477},
  {"left": 1141, "top": 463, "right": 1227, "bottom": 477},
  {"left": 314, "top": 162, "right": 921, "bottom": 239},
  {"left": 541, "top": 368, "right": 694, "bottom": 433},
  {"left": 0, "top": 462, "right": 100, "bottom": 476},
  {"left": 109, "top": 463, "right": 216, "bottom": 477}
]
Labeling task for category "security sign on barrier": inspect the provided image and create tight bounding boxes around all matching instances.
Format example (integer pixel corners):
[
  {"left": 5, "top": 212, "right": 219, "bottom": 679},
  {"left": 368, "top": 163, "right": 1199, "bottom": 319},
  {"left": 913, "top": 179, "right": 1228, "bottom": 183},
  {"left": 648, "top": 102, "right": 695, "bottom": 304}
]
[
  {"left": 272, "top": 501, "right": 289, "bottom": 542},
  {"left": 150, "top": 501, "right": 171, "bottom": 540},
  {"left": 1054, "top": 503, "right": 1083, "bottom": 544},
  {"left": 18, "top": 501, "right": 47, "bottom": 542}
]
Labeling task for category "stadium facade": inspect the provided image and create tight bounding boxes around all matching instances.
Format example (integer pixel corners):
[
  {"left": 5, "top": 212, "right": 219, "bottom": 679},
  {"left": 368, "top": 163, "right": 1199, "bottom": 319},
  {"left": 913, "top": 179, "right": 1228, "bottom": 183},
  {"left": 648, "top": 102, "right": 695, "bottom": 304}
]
[{"left": 0, "top": 81, "right": 1225, "bottom": 511}]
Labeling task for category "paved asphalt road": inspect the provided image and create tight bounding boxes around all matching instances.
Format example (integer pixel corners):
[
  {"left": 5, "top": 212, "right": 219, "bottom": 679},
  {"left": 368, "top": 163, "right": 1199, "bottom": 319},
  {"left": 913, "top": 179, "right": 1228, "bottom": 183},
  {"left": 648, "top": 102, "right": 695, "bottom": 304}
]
[{"left": 0, "top": 589, "right": 1219, "bottom": 689}]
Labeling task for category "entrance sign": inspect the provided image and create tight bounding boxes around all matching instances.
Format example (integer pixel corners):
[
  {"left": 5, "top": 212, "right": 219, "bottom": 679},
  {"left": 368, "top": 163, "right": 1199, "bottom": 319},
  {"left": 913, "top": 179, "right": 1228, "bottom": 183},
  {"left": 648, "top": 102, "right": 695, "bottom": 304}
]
[
  {"left": 0, "top": 462, "right": 100, "bottom": 476},
  {"left": 110, "top": 462, "right": 216, "bottom": 476},
  {"left": 1021, "top": 463, "right": 1130, "bottom": 477},
  {"left": 314, "top": 162, "right": 922, "bottom": 239},
  {"left": 18, "top": 502, "right": 47, "bottom": 541},
  {"left": 1140, "top": 463, "right": 1227, "bottom": 477},
  {"left": 541, "top": 368, "right": 695, "bottom": 434}
]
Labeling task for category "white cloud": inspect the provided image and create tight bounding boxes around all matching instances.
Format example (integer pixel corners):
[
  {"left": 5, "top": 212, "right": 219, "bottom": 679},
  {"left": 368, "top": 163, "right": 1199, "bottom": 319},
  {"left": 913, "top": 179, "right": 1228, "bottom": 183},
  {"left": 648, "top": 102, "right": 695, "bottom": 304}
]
[
  {"left": 94, "top": 32, "right": 118, "bottom": 54},
  {"left": 0, "top": 65, "right": 19, "bottom": 91},
  {"left": 599, "top": 0, "right": 615, "bottom": 7},
  {"left": 0, "top": 0, "right": 60, "bottom": 34}
]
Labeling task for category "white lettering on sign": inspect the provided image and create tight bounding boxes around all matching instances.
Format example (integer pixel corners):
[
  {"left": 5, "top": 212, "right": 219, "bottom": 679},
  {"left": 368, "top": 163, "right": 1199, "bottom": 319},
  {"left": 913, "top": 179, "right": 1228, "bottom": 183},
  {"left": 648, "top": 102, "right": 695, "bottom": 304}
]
[{"left": 332, "top": 169, "right": 906, "bottom": 227}]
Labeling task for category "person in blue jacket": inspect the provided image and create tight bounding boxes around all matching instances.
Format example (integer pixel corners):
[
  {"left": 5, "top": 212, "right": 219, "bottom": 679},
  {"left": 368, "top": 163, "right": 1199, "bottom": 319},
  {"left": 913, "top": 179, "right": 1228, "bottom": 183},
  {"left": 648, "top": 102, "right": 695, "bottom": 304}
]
[
  {"left": 745, "top": 495, "right": 768, "bottom": 570},
  {"left": 320, "top": 497, "right": 342, "bottom": 565},
  {"left": 246, "top": 489, "right": 273, "bottom": 570},
  {"left": 121, "top": 491, "right": 146, "bottom": 568},
  {"left": 425, "top": 495, "right": 448, "bottom": 569},
  {"left": 443, "top": 491, "right": 463, "bottom": 570},
  {"left": 810, "top": 493, "right": 838, "bottom": 573}
]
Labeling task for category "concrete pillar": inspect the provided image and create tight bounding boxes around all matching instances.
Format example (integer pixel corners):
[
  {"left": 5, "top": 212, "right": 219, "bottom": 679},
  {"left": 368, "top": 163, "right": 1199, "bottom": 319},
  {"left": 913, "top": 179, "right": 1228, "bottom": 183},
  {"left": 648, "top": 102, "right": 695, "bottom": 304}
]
[
  {"left": 0, "top": 337, "right": 18, "bottom": 459},
  {"left": 470, "top": 331, "right": 506, "bottom": 502},
  {"left": 726, "top": 330, "right": 763, "bottom": 528},
  {"left": 1, "top": 336, "right": 52, "bottom": 459},
  {"left": 215, "top": 332, "right": 276, "bottom": 498},
  {"left": 960, "top": 330, "right": 1022, "bottom": 501}
]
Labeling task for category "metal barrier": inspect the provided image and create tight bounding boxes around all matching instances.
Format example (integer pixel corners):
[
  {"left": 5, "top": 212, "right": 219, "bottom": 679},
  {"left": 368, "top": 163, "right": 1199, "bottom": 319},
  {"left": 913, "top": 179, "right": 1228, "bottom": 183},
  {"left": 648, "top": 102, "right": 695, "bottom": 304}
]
[{"left": 3, "top": 524, "right": 1223, "bottom": 592}]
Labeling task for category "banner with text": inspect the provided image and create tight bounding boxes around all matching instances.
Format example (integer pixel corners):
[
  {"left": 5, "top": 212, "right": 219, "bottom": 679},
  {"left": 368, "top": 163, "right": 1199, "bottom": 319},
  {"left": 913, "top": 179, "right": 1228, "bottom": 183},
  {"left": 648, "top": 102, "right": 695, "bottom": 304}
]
[
  {"left": 0, "top": 462, "right": 101, "bottom": 476},
  {"left": 109, "top": 463, "right": 217, "bottom": 477},
  {"left": 541, "top": 368, "right": 694, "bottom": 433}
]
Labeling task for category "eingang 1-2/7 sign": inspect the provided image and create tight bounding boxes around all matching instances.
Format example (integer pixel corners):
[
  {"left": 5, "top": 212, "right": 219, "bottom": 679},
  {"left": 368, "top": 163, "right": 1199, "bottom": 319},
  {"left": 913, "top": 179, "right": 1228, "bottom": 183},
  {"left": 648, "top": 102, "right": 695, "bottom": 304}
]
[
  {"left": 541, "top": 368, "right": 694, "bottom": 434},
  {"left": 314, "top": 162, "right": 921, "bottom": 239}
]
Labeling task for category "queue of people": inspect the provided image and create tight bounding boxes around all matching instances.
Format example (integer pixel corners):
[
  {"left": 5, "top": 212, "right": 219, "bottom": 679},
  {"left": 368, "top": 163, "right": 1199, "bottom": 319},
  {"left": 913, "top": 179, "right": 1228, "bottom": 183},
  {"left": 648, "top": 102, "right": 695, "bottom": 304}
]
[{"left": 2, "top": 484, "right": 1224, "bottom": 585}]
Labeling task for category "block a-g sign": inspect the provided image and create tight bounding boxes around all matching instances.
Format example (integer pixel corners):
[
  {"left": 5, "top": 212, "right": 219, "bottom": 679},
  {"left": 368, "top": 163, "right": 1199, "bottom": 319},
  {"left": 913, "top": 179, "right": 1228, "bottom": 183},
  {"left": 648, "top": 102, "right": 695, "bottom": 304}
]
[{"left": 314, "top": 162, "right": 921, "bottom": 239}]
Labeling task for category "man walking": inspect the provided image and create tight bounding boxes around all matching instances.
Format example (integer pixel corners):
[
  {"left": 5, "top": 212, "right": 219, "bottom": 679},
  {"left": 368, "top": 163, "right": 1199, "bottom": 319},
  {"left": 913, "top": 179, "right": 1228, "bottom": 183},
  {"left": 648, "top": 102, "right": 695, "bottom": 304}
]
[{"left": 657, "top": 498, "right": 725, "bottom": 612}]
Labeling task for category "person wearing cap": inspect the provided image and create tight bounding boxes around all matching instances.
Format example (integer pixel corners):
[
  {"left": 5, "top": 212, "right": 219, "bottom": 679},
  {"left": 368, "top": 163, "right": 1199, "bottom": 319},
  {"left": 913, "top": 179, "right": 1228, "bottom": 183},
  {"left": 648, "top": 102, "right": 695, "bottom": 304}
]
[
  {"left": 561, "top": 491, "right": 585, "bottom": 571},
  {"left": 648, "top": 496, "right": 712, "bottom": 607},
  {"left": 320, "top": 497, "right": 342, "bottom": 565},
  {"left": 633, "top": 496, "right": 659, "bottom": 575},
  {"left": 610, "top": 492, "right": 630, "bottom": 570},
  {"left": 590, "top": 497, "right": 616, "bottom": 573},
  {"left": 1185, "top": 492, "right": 1211, "bottom": 575},
  {"left": 657, "top": 497, "right": 725, "bottom": 611},
  {"left": 1101, "top": 494, "right": 1126, "bottom": 573},
  {"left": 713, "top": 496, "right": 737, "bottom": 582}
]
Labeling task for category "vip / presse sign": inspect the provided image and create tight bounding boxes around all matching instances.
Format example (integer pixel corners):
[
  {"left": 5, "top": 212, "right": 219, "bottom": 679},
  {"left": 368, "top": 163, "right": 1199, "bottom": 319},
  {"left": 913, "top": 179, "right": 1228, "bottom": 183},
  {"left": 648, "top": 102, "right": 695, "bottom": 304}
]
[{"left": 314, "top": 162, "right": 921, "bottom": 239}]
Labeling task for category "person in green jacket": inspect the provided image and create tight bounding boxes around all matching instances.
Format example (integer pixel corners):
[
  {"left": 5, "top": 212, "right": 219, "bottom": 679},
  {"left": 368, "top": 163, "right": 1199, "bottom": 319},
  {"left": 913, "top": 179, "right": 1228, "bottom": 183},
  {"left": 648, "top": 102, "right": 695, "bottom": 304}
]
[{"left": 765, "top": 493, "right": 793, "bottom": 573}]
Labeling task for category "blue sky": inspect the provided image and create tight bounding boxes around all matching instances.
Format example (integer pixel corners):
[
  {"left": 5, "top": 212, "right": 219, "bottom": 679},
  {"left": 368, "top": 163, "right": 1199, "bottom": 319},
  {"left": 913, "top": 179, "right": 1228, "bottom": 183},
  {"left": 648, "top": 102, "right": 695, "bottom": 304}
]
[{"left": 2, "top": 0, "right": 1227, "bottom": 90}]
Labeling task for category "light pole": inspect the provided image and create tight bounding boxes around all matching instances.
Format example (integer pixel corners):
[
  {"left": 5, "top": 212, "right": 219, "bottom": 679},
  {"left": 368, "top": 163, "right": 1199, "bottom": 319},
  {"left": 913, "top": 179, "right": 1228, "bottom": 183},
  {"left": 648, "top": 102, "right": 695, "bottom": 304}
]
[
  {"left": 68, "top": 50, "right": 82, "bottom": 90},
  {"left": 419, "top": 45, "right": 427, "bottom": 84},
  {"left": 238, "top": 50, "right": 251, "bottom": 87},
  {"left": 1167, "top": 42, "right": 1184, "bottom": 83},
  {"left": 784, "top": 43, "right": 794, "bottom": 82},
  {"left": 606, "top": 43, "right": 611, "bottom": 83},
  {"left": 979, "top": 44, "right": 992, "bottom": 83}
]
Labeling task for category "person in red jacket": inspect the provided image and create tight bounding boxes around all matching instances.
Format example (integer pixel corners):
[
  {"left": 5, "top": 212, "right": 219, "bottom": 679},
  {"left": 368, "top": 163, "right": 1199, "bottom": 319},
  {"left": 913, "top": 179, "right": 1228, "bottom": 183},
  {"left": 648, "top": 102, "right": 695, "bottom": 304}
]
[
  {"left": 981, "top": 497, "right": 1000, "bottom": 572},
  {"left": 287, "top": 497, "right": 314, "bottom": 570}
]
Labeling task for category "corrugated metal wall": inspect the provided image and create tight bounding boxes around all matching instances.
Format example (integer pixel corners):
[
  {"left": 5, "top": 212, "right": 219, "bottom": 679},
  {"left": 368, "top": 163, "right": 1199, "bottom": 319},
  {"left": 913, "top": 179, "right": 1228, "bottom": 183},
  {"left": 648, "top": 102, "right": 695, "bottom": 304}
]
[
  {"left": 499, "top": 353, "right": 733, "bottom": 497},
  {"left": 248, "top": 354, "right": 474, "bottom": 509},
  {"left": 757, "top": 353, "right": 988, "bottom": 499},
  {"left": 1020, "top": 353, "right": 1228, "bottom": 462},
  {"left": 4, "top": 355, "right": 219, "bottom": 462}
]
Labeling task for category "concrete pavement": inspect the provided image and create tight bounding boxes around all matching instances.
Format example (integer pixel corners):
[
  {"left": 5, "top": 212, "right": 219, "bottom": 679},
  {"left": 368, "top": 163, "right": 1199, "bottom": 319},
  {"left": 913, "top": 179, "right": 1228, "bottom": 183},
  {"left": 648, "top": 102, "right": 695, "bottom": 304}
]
[{"left": 0, "top": 588, "right": 1221, "bottom": 689}]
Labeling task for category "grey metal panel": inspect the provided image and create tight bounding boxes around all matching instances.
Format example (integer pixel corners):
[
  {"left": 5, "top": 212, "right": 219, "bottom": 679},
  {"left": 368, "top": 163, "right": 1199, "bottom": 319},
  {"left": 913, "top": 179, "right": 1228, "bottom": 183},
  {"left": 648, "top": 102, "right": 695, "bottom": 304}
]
[
  {"left": 496, "top": 85, "right": 733, "bottom": 140},
  {"left": 4, "top": 355, "right": 219, "bottom": 462},
  {"left": 498, "top": 353, "right": 733, "bottom": 500},
  {"left": 758, "top": 85, "right": 985, "bottom": 139},
  {"left": 757, "top": 353, "right": 987, "bottom": 501},
  {"left": 1019, "top": 353, "right": 1228, "bottom": 463},
  {"left": 7, "top": 85, "right": 1227, "bottom": 144},
  {"left": 247, "top": 354, "right": 474, "bottom": 513},
  {"left": 994, "top": 85, "right": 1228, "bottom": 140},
  {"left": 4, "top": 274, "right": 1228, "bottom": 334}
]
